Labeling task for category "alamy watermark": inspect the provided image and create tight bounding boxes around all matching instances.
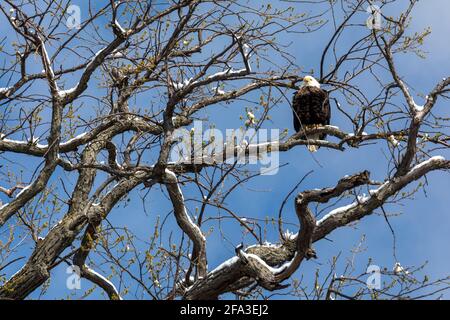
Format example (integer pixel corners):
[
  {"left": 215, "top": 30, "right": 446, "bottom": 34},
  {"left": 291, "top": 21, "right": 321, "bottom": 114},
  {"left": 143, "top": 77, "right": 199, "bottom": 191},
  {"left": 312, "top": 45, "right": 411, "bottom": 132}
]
[
  {"left": 66, "top": 4, "right": 81, "bottom": 30},
  {"left": 66, "top": 265, "right": 81, "bottom": 290},
  {"left": 366, "top": 4, "right": 382, "bottom": 30},
  {"left": 366, "top": 264, "right": 381, "bottom": 290},
  {"left": 170, "top": 121, "right": 280, "bottom": 175}
]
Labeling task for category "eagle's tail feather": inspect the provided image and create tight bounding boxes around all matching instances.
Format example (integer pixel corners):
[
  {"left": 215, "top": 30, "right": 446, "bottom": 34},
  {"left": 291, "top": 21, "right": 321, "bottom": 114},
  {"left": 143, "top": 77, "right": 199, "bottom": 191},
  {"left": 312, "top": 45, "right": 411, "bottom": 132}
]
[{"left": 307, "top": 132, "right": 320, "bottom": 152}]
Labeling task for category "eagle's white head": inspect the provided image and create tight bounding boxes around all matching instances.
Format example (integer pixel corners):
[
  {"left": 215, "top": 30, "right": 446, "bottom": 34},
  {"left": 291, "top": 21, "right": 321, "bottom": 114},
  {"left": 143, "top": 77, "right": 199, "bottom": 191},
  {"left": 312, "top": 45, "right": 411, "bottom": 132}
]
[{"left": 302, "top": 76, "right": 321, "bottom": 88}]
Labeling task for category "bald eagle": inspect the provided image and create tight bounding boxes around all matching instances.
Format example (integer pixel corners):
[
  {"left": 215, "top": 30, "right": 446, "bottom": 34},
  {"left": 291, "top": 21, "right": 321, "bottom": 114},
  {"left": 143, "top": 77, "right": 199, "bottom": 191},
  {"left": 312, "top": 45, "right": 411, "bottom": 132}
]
[{"left": 292, "top": 76, "right": 331, "bottom": 152}]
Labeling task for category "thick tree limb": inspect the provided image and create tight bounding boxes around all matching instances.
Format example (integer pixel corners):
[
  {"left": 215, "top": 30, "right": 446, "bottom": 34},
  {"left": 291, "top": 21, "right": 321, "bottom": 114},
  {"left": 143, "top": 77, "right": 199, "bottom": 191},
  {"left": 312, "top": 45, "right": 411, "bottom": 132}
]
[
  {"left": 164, "top": 169, "right": 207, "bottom": 278},
  {"left": 183, "top": 157, "right": 448, "bottom": 299}
]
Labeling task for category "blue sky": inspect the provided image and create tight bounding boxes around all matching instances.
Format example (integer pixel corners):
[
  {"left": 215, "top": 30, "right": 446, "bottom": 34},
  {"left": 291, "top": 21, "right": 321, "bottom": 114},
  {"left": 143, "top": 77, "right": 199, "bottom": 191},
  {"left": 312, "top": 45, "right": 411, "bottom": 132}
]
[{"left": 1, "top": 0, "right": 449, "bottom": 299}]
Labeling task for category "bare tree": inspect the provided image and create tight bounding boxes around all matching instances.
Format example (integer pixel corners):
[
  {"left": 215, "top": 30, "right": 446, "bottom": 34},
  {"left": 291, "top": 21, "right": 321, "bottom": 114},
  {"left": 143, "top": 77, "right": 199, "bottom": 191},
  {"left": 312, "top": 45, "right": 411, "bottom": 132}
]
[{"left": 0, "top": 0, "right": 449, "bottom": 300}]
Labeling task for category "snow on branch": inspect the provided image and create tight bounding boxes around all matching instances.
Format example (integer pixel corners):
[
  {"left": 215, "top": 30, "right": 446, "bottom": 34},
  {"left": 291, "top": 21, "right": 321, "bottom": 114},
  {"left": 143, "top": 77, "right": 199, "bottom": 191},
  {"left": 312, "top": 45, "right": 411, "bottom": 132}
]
[
  {"left": 315, "top": 156, "right": 449, "bottom": 238},
  {"left": 80, "top": 265, "right": 122, "bottom": 300},
  {"left": 206, "top": 68, "right": 247, "bottom": 81},
  {"left": 164, "top": 169, "right": 207, "bottom": 277}
]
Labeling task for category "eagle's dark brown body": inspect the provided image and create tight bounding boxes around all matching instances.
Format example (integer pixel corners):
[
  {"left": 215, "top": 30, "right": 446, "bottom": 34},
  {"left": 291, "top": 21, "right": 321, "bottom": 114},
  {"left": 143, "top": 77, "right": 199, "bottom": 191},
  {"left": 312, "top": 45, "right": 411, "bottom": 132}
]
[{"left": 292, "top": 86, "right": 331, "bottom": 140}]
